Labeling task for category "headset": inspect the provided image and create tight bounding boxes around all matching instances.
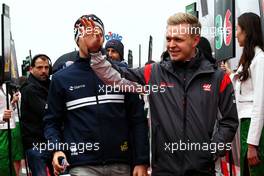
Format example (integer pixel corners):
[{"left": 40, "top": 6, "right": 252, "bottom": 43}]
[{"left": 31, "top": 54, "right": 52, "bottom": 75}]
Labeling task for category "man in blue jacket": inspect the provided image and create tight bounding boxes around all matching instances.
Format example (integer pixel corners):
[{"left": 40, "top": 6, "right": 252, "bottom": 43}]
[{"left": 43, "top": 14, "right": 149, "bottom": 176}]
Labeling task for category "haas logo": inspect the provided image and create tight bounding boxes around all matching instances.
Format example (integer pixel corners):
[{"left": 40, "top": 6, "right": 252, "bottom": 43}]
[{"left": 202, "top": 84, "right": 212, "bottom": 92}]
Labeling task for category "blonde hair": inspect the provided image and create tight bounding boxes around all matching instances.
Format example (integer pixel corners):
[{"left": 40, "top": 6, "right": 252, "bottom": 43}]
[{"left": 167, "top": 12, "right": 201, "bottom": 36}]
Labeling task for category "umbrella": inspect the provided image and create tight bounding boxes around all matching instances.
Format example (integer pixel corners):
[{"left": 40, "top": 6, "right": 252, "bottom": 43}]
[{"left": 52, "top": 51, "right": 79, "bottom": 74}]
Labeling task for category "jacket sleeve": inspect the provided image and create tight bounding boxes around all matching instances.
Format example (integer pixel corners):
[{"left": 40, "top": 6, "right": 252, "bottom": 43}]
[
  {"left": 43, "top": 75, "right": 65, "bottom": 150},
  {"left": 0, "top": 109, "right": 5, "bottom": 123},
  {"left": 0, "top": 114, "right": 3, "bottom": 123},
  {"left": 20, "top": 85, "right": 47, "bottom": 139},
  {"left": 90, "top": 52, "right": 147, "bottom": 91},
  {"left": 0, "top": 102, "right": 4, "bottom": 123},
  {"left": 126, "top": 93, "right": 149, "bottom": 165},
  {"left": 247, "top": 57, "right": 264, "bottom": 145},
  {"left": 21, "top": 86, "right": 47, "bottom": 118},
  {"left": 0, "top": 90, "right": 4, "bottom": 123},
  {"left": 213, "top": 72, "right": 239, "bottom": 156}
]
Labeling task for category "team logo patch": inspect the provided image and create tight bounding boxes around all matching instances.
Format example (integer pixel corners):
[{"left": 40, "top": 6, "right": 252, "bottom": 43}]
[
  {"left": 160, "top": 82, "right": 175, "bottom": 88},
  {"left": 120, "top": 141, "right": 128, "bottom": 152},
  {"left": 202, "top": 84, "right": 212, "bottom": 91}
]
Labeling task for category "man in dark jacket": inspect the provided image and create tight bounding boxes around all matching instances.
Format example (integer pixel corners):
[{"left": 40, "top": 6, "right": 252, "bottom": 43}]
[
  {"left": 87, "top": 13, "right": 239, "bottom": 176},
  {"left": 44, "top": 14, "right": 149, "bottom": 176},
  {"left": 20, "top": 54, "right": 52, "bottom": 176},
  {"left": 105, "top": 39, "right": 124, "bottom": 62},
  {"left": 105, "top": 39, "right": 150, "bottom": 174}
]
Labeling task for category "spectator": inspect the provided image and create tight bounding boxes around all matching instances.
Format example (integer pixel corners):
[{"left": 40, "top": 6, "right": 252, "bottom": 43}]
[
  {"left": 105, "top": 38, "right": 149, "bottom": 175},
  {"left": 105, "top": 39, "right": 124, "bottom": 62},
  {"left": 20, "top": 54, "right": 53, "bottom": 176},
  {"left": 197, "top": 37, "right": 213, "bottom": 58}
]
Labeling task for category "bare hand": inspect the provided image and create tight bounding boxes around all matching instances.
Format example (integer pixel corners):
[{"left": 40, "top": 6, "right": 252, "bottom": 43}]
[
  {"left": 52, "top": 151, "right": 69, "bottom": 176},
  {"left": 220, "top": 62, "right": 233, "bottom": 75},
  {"left": 3, "top": 109, "right": 12, "bottom": 122},
  {"left": 247, "top": 144, "right": 261, "bottom": 166},
  {"left": 11, "top": 92, "right": 19, "bottom": 106},
  {"left": 133, "top": 165, "right": 148, "bottom": 176},
  {"left": 79, "top": 17, "right": 103, "bottom": 52}
]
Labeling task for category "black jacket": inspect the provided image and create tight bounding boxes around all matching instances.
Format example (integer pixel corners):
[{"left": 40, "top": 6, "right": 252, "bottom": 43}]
[
  {"left": 20, "top": 74, "right": 50, "bottom": 150},
  {"left": 90, "top": 51, "right": 239, "bottom": 176},
  {"left": 44, "top": 56, "right": 149, "bottom": 167}
]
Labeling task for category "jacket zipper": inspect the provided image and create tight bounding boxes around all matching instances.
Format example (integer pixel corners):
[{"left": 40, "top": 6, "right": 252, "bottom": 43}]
[
  {"left": 165, "top": 67, "right": 214, "bottom": 91},
  {"left": 95, "top": 94, "right": 105, "bottom": 164},
  {"left": 164, "top": 65, "right": 215, "bottom": 175},
  {"left": 181, "top": 71, "right": 187, "bottom": 176},
  {"left": 185, "top": 70, "right": 214, "bottom": 90},
  {"left": 94, "top": 73, "right": 105, "bottom": 164}
]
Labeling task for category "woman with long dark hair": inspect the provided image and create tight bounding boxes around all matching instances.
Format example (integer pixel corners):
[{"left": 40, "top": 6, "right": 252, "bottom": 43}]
[{"left": 222, "top": 12, "right": 264, "bottom": 176}]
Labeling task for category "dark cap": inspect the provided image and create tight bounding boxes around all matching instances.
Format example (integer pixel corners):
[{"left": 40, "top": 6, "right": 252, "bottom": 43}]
[
  {"left": 105, "top": 39, "right": 124, "bottom": 60},
  {"left": 74, "top": 14, "right": 104, "bottom": 43}
]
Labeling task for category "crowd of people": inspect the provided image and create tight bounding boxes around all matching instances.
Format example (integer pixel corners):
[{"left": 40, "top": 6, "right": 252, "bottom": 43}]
[{"left": 0, "top": 11, "right": 263, "bottom": 176}]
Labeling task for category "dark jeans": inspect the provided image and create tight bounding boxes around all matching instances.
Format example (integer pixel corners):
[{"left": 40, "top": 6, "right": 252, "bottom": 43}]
[{"left": 25, "top": 148, "right": 53, "bottom": 176}]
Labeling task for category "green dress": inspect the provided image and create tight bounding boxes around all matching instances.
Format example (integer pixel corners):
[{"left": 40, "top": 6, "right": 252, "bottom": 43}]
[
  {"left": 240, "top": 118, "right": 264, "bottom": 176},
  {"left": 0, "top": 122, "right": 24, "bottom": 176}
]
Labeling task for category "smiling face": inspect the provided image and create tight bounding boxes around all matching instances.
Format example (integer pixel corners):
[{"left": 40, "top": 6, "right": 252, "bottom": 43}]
[{"left": 166, "top": 23, "right": 200, "bottom": 62}]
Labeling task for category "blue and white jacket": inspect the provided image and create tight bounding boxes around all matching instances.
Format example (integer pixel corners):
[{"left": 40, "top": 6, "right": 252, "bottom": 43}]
[{"left": 44, "top": 55, "right": 149, "bottom": 167}]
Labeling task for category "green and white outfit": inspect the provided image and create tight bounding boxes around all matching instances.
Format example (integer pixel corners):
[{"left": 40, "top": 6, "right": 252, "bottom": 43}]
[
  {"left": 0, "top": 85, "right": 23, "bottom": 176},
  {"left": 231, "top": 47, "right": 264, "bottom": 176}
]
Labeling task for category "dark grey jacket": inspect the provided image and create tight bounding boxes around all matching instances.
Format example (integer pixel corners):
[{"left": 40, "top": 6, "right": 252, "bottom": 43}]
[{"left": 90, "top": 51, "right": 238, "bottom": 176}]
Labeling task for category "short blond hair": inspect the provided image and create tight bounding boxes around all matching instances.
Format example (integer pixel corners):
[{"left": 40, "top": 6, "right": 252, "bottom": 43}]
[{"left": 167, "top": 12, "right": 201, "bottom": 35}]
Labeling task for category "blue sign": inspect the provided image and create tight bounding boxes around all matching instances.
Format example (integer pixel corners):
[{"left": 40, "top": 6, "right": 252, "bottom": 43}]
[{"left": 105, "top": 32, "right": 123, "bottom": 41}]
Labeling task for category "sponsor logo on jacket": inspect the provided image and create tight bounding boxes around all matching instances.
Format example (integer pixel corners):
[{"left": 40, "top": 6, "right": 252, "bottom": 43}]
[
  {"left": 120, "top": 141, "right": 128, "bottom": 152},
  {"left": 69, "top": 84, "right": 86, "bottom": 91},
  {"left": 159, "top": 82, "right": 175, "bottom": 88},
  {"left": 202, "top": 83, "right": 212, "bottom": 92}
]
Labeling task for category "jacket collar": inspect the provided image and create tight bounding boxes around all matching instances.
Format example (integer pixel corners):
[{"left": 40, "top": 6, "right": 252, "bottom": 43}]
[
  {"left": 161, "top": 49, "right": 215, "bottom": 74},
  {"left": 25, "top": 74, "right": 50, "bottom": 91},
  {"left": 75, "top": 52, "right": 92, "bottom": 66}
]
